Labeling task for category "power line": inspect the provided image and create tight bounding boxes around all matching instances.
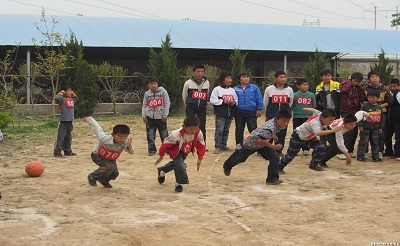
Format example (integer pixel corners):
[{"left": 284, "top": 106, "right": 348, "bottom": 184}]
[
  {"left": 6, "top": 0, "right": 76, "bottom": 15},
  {"left": 95, "top": 0, "right": 172, "bottom": 19}
]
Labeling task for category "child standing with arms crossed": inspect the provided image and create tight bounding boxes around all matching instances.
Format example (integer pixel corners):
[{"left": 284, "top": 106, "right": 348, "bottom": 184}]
[
  {"left": 54, "top": 86, "right": 78, "bottom": 157},
  {"left": 84, "top": 117, "right": 134, "bottom": 188},
  {"left": 155, "top": 116, "right": 206, "bottom": 193},
  {"left": 142, "top": 76, "right": 170, "bottom": 156},
  {"left": 292, "top": 78, "right": 316, "bottom": 156}
]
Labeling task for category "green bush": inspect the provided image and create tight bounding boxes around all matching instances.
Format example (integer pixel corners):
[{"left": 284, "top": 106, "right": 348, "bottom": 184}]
[{"left": 0, "top": 111, "right": 13, "bottom": 128}]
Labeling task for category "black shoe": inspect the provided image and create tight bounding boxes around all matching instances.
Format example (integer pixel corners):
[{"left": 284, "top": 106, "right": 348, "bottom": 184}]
[
  {"left": 64, "top": 152, "right": 77, "bottom": 156},
  {"left": 148, "top": 152, "right": 156, "bottom": 156},
  {"left": 99, "top": 182, "right": 113, "bottom": 188},
  {"left": 357, "top": 158, "right": 367, "bottom": 162},
  {"left": 54, "top": 153, "right": 63, "bottom": 158},
  {"left": 309, "top": 165, "right": 324, "bottom": 171},
  {"left": 320, "top": 163, "right": 329, "bottom": 168},
  {"left": 175, "top": 185, "right": 183, "bottom": 192},
  {"left": 383, "top": 152, "right": 393, "bottom": 157},
  {"left": 266, "top": 179, "right": 284, "bottom": 185},
  {"left": 157, "top": 168, "right": 165, "bottom": 184},
  {"left": 88, "top": 174, "right": 97, "bottom": 187},
  {"left": 223, "top": 168, "right": 231, "bottom": 176},
  {"left": 372, "top": 158, "right": 383, "bottom": 162},
  {"left": 279, "top": 168, "right": 285, "bottom": 174}
]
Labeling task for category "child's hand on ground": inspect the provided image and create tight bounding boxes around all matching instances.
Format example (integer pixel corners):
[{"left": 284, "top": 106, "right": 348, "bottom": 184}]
[
  {"left": 196, "top": 159, "right": 202, "bottom": 171},
  {"left": 345, "top": 156, "right": 352, "bottom": 165},
  {"left": 155, "top": 156, "right": 163, "bottom": 165}
]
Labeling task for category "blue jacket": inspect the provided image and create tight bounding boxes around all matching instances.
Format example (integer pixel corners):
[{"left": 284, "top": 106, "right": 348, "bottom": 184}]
[{"left": 234, "top": 83, "right": 263, "bottom": 113}]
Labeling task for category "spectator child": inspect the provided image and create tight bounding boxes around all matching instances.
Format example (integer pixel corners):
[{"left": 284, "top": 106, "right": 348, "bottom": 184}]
[
  {"left": 84, "top": 117, "right": 134, "bottom": 188},
  {"left": 384, "top": 78, "right": 400, "bottom": 159},
  {"left": 155, "top": 116, "right": 206, "bottom": 193},
  {"left": 142, "top": 76, "right": 170, "bottom": 156},
  {"left": 315, "top": 69, "right": 340, "bottom": 117},
  {"left": 210, "top": 72, "right": 238, "bottom": 154}
]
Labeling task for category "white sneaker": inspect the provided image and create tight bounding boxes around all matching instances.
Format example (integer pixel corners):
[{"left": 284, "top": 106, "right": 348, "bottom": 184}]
[
  {"left": 213, "top": 148, "right": 221, "bottom": 154},
  {"left": 349, "top": 152, "right": 356, "bottom": 158},
  {"left": 379, "top": 152, "right": 383, "bottom": 159},
  {"left": 236, "top": 144, "right": 242, "bottom": 150},
  {"left": 303, "top": 150, "right": 309, "bottom": 156},
  {"left": 337, "top": 154, "right": 346, "bottom": 160}
]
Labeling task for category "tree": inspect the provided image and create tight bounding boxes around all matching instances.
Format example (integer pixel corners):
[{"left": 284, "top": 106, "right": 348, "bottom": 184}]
[
  {"left": 0, "top": 47, "right": 19, "bottom": 112},
  {"left": 91, "top": 61, "right": 127, "bottom": 116},
  {"left": 229, "top": 48, "right": 251, "bottom": 81},
  {"left": 148, "top": 33, "right": 182, "bottom": 114},
  {"left": 370, "top": 49, "right": 394, "bottom": 85},
  {"left": 304, "top": 48, "right": 329, "bottom": 91},
  {"left": 33, "top": 9, "right": 70, "bottom": 117},
  {"left": 61, "top": 32, "right": 99, "bottom": 117},
  {"left": 391, "top": 13, "right": 400, "bottom": 27}
]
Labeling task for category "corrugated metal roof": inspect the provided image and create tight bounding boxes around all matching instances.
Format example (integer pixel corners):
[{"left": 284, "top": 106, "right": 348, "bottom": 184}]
[{"left": 0, "top": 14, "right": 399, "bottom": 54}]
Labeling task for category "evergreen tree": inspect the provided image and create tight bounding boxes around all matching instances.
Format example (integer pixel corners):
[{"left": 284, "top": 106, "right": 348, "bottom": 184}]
[
  {"left": 61, "top": 32, "right": 99, "bottom": 117},
  {"left": 370, "top": 49, "right": 394, "bottom": 85},
  {"left": 229, "top": 48, "right": 251, "bottom": 82},
  {"left": 148, "top": 33, "right": 182, "bottom": 114},
  {"left": 304, "top": 48, "right": 329, "bottom": 91}
]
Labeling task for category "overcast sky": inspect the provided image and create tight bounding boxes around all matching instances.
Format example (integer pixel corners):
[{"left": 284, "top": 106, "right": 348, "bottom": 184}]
[{"left": 1, "top": 0, "right": 399, "bottom": 30}]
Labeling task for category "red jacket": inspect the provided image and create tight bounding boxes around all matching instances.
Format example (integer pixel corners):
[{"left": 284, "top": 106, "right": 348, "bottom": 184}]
[{"left": 159, "top": 128, "right": 206, "bottom": 160}]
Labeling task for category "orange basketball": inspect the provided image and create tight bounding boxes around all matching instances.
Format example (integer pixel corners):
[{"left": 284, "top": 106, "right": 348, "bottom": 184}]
[{"left": 25, "top": 161, "right": 44, "bottom": 177}]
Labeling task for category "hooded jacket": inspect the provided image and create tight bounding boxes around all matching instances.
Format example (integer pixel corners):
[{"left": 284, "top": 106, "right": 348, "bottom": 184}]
[{"left": 142, "top": 87, "right": 170, "bottom": 119}]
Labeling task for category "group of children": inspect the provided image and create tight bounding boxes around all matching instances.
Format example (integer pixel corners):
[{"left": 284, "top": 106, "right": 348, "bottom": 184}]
[{"left": 53, "top": 66, "right": 400, "bottom": 192}]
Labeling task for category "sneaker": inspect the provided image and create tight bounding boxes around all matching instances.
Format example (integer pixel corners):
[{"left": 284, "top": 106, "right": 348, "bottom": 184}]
[
  {"left": 349, "top": 152, "right": 357, "bottom": 158},
  {"left": 221, "top": 146, "right": 231, "bottom": 151},
  {"left": 99, "top": 182, "right": 113, "bottom": 188},
  {"left": 157, "top": 168, "right": 165, "bottom": 184},
  {"left": 148, "top": 152, "right": 156, "bottom": 156},
  {"left": 266, "top": 179, "right": 284, "bottom": 185},
  {"left": 213, "top": 148, "right": 221, "bottom": 154},
  {"left": 175, "top": 184, "right": 183, "bottom": 193},
  {"left": 357, "top": 158, "right": 367, "bottom": 162},
  {"left": 337, "top": 154, "right": 346, "bottom": 160},
  {"left": 279, "top": 168, "right": 285, "bottom": 174},
  {"left": 235, "top": 144, "right": 242, "bottom": 150},
  {"left": 320, "top": 162, "right": 329, "bottom": 168},
  {"left": 397, "top": 157, "right": 400, "bottom": 161},
  {"left": 223, "top": 168, "right": 231, "bottom": 176},
  {"left": 303, "top": 150, "right": 309, "bottom": 156},
  {"left": 379, "top": 152, "right": 383, "bottom": 159},
  {"left": 309, "top": 165, "right": 324, "bottom": 171},
  {"left": 64, "top": 152, "right": 77, "bottom": 156},
  {"left": 54, "top": 153, "right": 63, "bottom": 158},
  {"left": 88, "top": 174, "right": 97, "bottom": 187}
]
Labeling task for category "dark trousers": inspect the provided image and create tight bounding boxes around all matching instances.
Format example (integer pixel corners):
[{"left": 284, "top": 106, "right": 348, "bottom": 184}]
[
  {"left": 340, "top": 112, "right": 358, "bottom": 153},
  {"left": 279, "top": 132, "right": 326, "bottom": 169},
  {"left": 357, "top": 129, "right": 379, "bottom": 160},
  {"left": 146, "top": 117, "right": 168, "bottom": 154},
  {"left": 378, "top": 113, "right": 387, "bottom": 152},
  {"left": 158, "top": 151, "right": 189, "bottom": 184},
  {"left": 293, "top": 118, "right": 309, "bottom": 151},
  {"left": 234, "top": 111, "right": 258, "bottom": 145},
  {"left": 186, "top": 106, "right": 207, "bottom": 142},
  {"left": 90, "top": 152, "right": 119, "bottom": 184},
  {"left": 54, "top": 121, "right": 73, "bottom": 155},
  {"left": 384, "top": 120, "right": 400, "bottom": 157},
  {"left": 321, "top": 133, "right": 339, "bottom": 164},
  {"left": 223, "top": 146, "right": 280, "bottom": 182}
]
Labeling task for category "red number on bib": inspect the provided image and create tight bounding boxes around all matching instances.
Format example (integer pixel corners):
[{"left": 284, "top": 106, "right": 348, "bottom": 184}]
[
  {"left": 98, "top": 146, "right": 121, "bottom": 160},
  {"left": 367, "top": 113, "right": 381, "bottom": 123},
  {"left": 296, "top": 97, "right": 311, "bottom": 106},
  {"left": 65, "top": 98, "right": 75, "bottom": 108},
  {"left": 222, "top": 94, "right": 234, "bottom": 101},
  {"left": 271, "top": 95, "right": 288, "bottom": 104},
  {"left": 148, "top": 98, "right": 163, "bottom": 108},
  {"left": 192, "top": 91, "right": 207, "bottom": 100}
]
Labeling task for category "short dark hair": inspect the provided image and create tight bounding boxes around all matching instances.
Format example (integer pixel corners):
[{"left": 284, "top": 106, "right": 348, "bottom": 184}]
[
  {"left": 113, "top": 124, "right": 130, "bottom": 134},
  {"left": 218, "top": 72, "right": 233, "bottom": 84},
  {"left": 183, "top": 115, "right": 200, "bottom": 127},
  {"left": 274, "top": 70, "right": 287, "bottom": 78},
  {"left": 296, "top": 78, "right": 309, "bottom": 86},
  {"left": 343, "top": 114, "right": 357, "bottom": 124},
  {"left": 389, "top": 78, "right": 400, "bottom": 86},
  {"left": 236, "top": 72, "right": 251, "bottom": 81},
  {"left": 275, "top": 109, "right": 292, "bottom": 120},
  {"left": 367, "top": 71, "right": 380, "bottom": 79},
  {"left": 192, "top": 64, "right": 205, "bottom": 71},
  {"left": 350, "top": 72, "right": 363, "bottom": 81},
  {"left": 146, "top": 76, "right": 159, "bottom": 84},
  {"left": 319, "top": 69, "right": 332, "bottom": 77},
  {"left": 61, "top": 85, "right": 71, "bottom": 91},
  {"left": 320, "top": 108, "right": 336, "bottom": 118},
  {"left": 367, "top": 89, "right": 380, "bottom": 98}
]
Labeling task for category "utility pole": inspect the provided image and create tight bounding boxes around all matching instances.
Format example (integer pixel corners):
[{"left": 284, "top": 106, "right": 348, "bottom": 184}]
[{"left": 364, "top": 4, "right": 399, "bottom": 30}]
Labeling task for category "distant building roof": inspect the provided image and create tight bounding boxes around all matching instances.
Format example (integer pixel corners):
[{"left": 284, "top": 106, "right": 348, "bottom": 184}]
[{"left": 0, "top": 14, "right": 399, "bottom": 54}]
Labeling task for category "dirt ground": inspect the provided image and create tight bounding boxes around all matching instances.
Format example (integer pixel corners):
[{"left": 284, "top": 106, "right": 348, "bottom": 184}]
[{"left": 1, "top": 114, "right": 400, "bottom": 246}]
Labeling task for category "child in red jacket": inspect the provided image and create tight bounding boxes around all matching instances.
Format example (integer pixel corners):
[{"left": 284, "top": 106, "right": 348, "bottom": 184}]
[{"left": 155, "top": 115, "right": 206, "bottom": 193}]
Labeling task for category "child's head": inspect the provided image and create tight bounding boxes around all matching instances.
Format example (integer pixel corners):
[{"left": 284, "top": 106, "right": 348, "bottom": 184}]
[
  {"left": 296, "top": 78, "right": 309, "bottom": 92},
  {"left": 320, "top": 108, "right": 337, "bottom": 126},
  {"left": 112, "top": 124, "right": 130, "bottom": 144},
  {"left": 274, "top": 71, "right": 287, "bottom": 85},
  {"left": 183, "top": 115, "right": 200, "bottom": 135},
  {"left": 192, "top": 64, "right": 205, "bottom": 80},
  {"left": 367, "top": 89, "right": 380, "bottom": 104},
  {"left": 388, "top": 78, "right": 400, "bottom": 92},
  {"left": 218, "top": 72, "right": 233, "bottom": 87},
  {"left": 61, "top": 85, "right": 73, "bottom": 97},
  {"left": 367, "top": 71, "right": 380, "bottom": 85},
  {"left": 274, "top": 109, "right": 292, "bottom": 128},
  {"left": 350, "top": 72, "right": 363, "bottom": 86},
  {"left": 319, "top": 69, "right": 332, "bottom": 83},
  {"left": 237, "top": 72, "right": 251, "bottom": 85},
  {"left": 343, "top": 114, "right": 358, "bottom": 131},
  {"left": 146, "top": 76, "right": 159, "bottom": 91}
]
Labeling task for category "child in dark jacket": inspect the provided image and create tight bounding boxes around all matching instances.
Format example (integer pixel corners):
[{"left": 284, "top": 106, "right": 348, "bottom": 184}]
[{"left": 384, "top": 79, "right": 400, "bottom": 158}]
